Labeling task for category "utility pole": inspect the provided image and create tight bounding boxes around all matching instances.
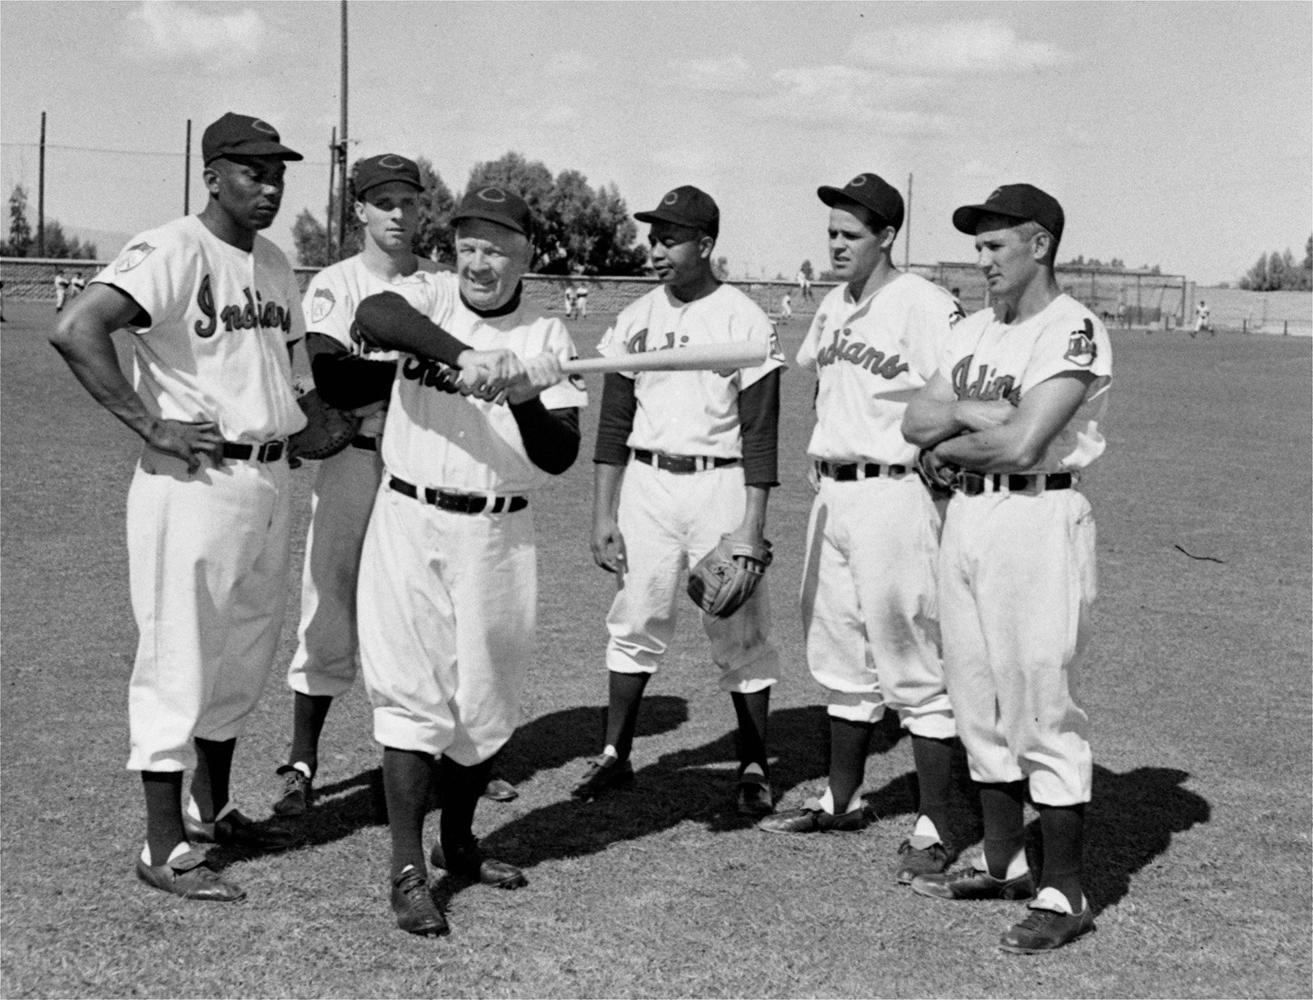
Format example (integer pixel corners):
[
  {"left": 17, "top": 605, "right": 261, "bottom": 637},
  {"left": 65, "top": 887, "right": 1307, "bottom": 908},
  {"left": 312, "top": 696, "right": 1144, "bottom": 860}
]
[
  {"left": 903, "top": 172, "right": 912, "bottom": 270},
  {"left": 38, "top": 112, "right": 46, "bottom": 256},
  {"left": 335, "top": 0, "right": 350, "bottom": 258},
  {"left": 326, "top": 127, "right": 337, "bottom": 257},
  {"left": 183, "top": 119, "right": 192, "bottom": 216}
]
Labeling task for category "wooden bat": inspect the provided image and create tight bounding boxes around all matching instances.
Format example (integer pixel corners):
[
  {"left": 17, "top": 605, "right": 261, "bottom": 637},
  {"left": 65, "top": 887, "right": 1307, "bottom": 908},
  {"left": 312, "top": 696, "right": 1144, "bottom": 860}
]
[{"left": 560, "top": 341, "right": 768, "bottom": 375}]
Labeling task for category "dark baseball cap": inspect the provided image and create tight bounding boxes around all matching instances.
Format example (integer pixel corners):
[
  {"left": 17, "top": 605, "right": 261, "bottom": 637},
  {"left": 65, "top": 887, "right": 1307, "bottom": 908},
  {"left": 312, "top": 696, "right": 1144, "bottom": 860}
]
[
  {"left": 818, "top": 173, "right": 905, "bottom": 232},
  {"left": 352, "top": 154, "right": 423, "bottom": 198},
  {"left": 952, "top": 184, "right": 1065, "bottom": 242},
  {"left": 202, "top": 112, "right": 302, "bottom": 164},
  {"left": 450, "top": 186, "right": 533, "bottom": 237},
  {"left": 634, "top": 185, "right": 720, "bottom": 238}
]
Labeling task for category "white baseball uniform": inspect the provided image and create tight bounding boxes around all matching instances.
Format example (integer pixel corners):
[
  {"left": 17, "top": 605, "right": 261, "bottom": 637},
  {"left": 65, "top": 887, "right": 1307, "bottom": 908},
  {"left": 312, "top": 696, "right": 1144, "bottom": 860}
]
[
  {"left": 54, "top": 273, "right": 70, "bottom": 311},
  {"left": 286, "top": 256, "right": 440, "bottom": 700},
  {"left": 92, "top": 216, "right": 306, "bottom": 772},
  {"left": 598, "top": 283, "right": 785, "bottom": 693},
  {"left": 935, "top": 295, "right": 1111, "bottom": 805},
  {"left": 1194, "top": 302, "right": 1211, "bottom": 334},
  {"left": 575, "top": 285, "right": 588, "bottom": 318},
  {"left": 358, "top": 282, "right": 587, "bottom": 765},
  {"left": 796, "top": 273, "right": 960, "bottom": 735}
]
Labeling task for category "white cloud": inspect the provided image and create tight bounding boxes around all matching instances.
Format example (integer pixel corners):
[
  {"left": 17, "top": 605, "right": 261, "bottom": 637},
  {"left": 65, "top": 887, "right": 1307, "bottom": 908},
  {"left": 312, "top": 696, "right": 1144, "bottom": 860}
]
[
  {"left": 849, "top": 20, "right": 1073, "bottom": 76},
  {"left": 122, "top": 1, "right": 268, "bottom": 67},
  {"left": 743, "top": 65, "right": 957, "bottom": 135},
  {"left": 545, "top": 50, "right": 593, "bottom": 78},
  {"left": 672, "top": 53, "right": 763, "bottom": 93},
  {"left": 540, "top": 104, "right": 580, "bottom": 127}
]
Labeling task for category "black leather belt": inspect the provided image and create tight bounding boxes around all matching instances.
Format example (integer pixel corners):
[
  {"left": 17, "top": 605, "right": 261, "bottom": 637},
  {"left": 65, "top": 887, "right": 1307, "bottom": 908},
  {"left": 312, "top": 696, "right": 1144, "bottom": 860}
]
[
  {"left": 388, "top": 475, "right": 527, "bottom": 514},
  {"left": 221, "top": 440, "right": 286, "bottom": 462},
  {"left": 956, "top": 472, "right": 1075, "bottom": 495},
  {"left": 632, "top": 449, "right": 740, "bottom": 474},
  {"left": 815, "top": 460, "right": 908, "bottom": 481},
  {"left": 350, "top": 436, "right": 378, "bottom": 451}
]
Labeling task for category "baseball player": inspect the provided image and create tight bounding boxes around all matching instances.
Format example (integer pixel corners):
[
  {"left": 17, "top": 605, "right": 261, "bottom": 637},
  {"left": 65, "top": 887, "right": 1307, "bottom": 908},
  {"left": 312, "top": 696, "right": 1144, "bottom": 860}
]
[
  {"left": 797, "top": 267, "right": 813, "bottom": 302},
  {"left": 758, "top": 173, "right": 963, "bottom": 886},
  {"left": 70, "top": 272, "right": 86, "bottom": 298},
  {"left": 564, "top": 283, "right": 577, "bottom": 319},
  {"left": 574, "top": 185, "right": 785, "bottom": 817},
  {"left": 902, "top": 184, "right": 1111, "bottom": 954},
  {"left": 575, "top": 283, "right": 589, "bottom": 318},
  {"left": 350, "top": 185, "right": 586, "bottom": 936},
  {"left": 272, "top": 154, "right": 441, "bottom": 817},
  {"left": 779, "top": 291, "right": 792, "bottom": 321},
  {"left": 1193, "top": 299, "right": 1212, "bottom": 337},
  {"left": 53, "top": 270, "right": 70, "bottom": 312},
  {"left": 48, "top": 112, "right": 306, "bottom": 902}
]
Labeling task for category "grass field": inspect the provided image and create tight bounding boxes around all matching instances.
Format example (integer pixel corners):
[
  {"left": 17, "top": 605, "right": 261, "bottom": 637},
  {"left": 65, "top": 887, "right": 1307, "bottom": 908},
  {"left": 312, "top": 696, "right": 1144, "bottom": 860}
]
[{"left": 2, "top": 298, "right": 1310, "bottom": 999}]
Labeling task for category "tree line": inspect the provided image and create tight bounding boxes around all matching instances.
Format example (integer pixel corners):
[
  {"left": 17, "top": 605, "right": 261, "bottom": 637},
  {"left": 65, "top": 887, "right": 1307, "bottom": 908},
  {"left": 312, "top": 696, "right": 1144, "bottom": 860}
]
[
  {"left": 294, "top": 151, "right": 650, "bottom": 276},
  {"left": 1238, "top": 236, "right": 1313, "bottom": 291},
  {"left": 1, "top": 184, "right": 98, "bottom": 259}
]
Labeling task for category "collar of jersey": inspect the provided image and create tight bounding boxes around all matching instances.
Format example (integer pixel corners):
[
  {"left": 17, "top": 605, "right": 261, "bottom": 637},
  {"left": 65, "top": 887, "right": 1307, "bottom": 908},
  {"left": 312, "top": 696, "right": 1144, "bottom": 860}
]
[{"left": 460, "top": 282, "right": 522, "bottom": 319}]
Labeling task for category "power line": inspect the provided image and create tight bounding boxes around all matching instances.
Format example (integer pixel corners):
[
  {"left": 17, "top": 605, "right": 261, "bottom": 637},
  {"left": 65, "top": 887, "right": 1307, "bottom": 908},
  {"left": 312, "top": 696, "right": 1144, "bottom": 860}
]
[{"left": 0, "top": 141, "right": 332, "bottom": 167}]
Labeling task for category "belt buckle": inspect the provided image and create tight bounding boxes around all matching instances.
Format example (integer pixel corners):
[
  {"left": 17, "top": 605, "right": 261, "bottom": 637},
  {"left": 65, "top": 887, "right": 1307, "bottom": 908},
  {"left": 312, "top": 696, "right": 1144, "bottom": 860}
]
[{"left": 956, "top": 471, "right": 986, "bottom": 496}]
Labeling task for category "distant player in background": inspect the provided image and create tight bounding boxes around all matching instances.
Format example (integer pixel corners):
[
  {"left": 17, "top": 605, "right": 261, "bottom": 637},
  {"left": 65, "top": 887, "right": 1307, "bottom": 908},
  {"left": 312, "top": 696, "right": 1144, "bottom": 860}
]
[
  {"left": 53, "top": 270, "right": 70, "bottom": 312},
  {"left": 564, "top": 284, "right": 577, "bottom": 319},
  {"left": 574, "top": 185, "right": 785, "bottom": 818},
  {"left": 779, "top": 291, "right": 792, "bottom": 320},
  {"left": 1193, "top": 300, "right": 1212, "bottom": 337},
  {"left": 575, "top": 283, "right": 589, "bottom": 318},
  {"left": 49, "top": 112, "right": 306, "bottom": 903},
  {"left": 796, "top": 267, "right": 813, "bottom": 302},
  {"left": 70, "top": 272, "right": 86, "bottom": 298}
]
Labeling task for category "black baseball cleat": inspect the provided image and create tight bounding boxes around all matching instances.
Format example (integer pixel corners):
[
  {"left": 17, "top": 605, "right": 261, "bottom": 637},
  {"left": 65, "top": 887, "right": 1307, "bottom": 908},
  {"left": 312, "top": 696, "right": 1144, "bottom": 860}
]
[
  {"left": 482, "top": 777, "right": 519, "bottom": 802},
  {"left": 1000, "top": 898, "right": 1096, "bottom": 954},
  {"left": 736, "top": 776, "right": 775, "bottom": 817},
  {"left": 757, "top": 800, "right": 871, "bottom": 834},
  {"left": 894, "top": 840, "right": 952, "bottom": 884},
  {"left": 273, "top": 765, "right": 312, "bottom": 816},
  {"left": 184, "top": 808, "right": 299, "bottom": 852},
  {"left": 570, "top": 755, "right": 634, "bottom": 800},
  {"left": 136, "top": 849, "right": 246, "bottom": 902},
  {"left": 431, "top": 839, "right": 527, "bottom": 889},
  {"left": 390, "top": 867, "right": 448, "bottom": 936},
  {"left": 910, "top": 865, "right": 1036, "bottom": 901}
]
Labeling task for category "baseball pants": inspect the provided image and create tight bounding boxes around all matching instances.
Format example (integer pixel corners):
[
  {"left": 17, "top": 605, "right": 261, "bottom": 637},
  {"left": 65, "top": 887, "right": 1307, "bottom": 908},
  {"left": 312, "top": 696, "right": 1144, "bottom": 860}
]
[
  {"left": 799, "top": 473, "right": 954, "bottom": 737},
  {"left": 938, "top": 489, "right": 1097, "bottom": 805},
  {"left": 605, "top": 459, "right": 779, "bottom": 693},
  {"left": 357, "top": 482, "right": 536, "bottom": 767},
  {"left": 286, "top": 443, "right": 383, "bottom": 698},
  {"left": 126, "top": 446, "right": 293, "bottom": 772}
]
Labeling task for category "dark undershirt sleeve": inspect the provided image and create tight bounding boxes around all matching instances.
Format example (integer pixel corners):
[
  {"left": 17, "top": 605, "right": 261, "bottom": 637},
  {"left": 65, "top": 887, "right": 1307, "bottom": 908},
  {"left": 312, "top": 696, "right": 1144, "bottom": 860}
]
[
  {"left": 509, "top": 400, "right": 580, "bottom": 475},
  {"left": 353, "top": 291, "right": 470, "bottom": 366},
  {"left": 310, "top": 351, "right": 397, "bottom": 411},
  {"left": 739, "top": 368, "right": 781, "bottom": 487},
  {"left": 592, "top": 373, "right": 637, "bottom": 465}
]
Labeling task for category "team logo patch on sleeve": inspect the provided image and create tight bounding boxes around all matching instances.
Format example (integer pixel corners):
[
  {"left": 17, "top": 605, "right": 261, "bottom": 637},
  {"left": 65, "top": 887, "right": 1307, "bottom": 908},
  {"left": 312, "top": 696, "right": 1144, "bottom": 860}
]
[
  {"left": 116, "top": 242, "right": 156, "bottom": 272},
  {"left": 310, "top": 287, "right": 336, "bottom": 324},
  {"left": 1064, "top": 319, "right": 1098, "bottom": 367}
]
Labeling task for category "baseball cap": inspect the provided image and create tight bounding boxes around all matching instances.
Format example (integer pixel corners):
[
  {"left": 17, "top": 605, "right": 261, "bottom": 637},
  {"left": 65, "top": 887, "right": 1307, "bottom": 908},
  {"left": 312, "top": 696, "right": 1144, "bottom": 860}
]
[
  {"left": 952, "top": 184, "right": 1065, "bottom": 242},
  {"left": 202, "top": 112, "right": 302, "bottom": 164},
  {"left": 817, "top": 173, "right": 905, "bottom": 232},
  {"left": 352, "top": 154, "right": 423, "bottom": 198},
  {"left": 634, "top": 185, "right": 720, "bottom": 238},
  {"left": 450, "top": 186, "right": 533, "bottom": 237}
]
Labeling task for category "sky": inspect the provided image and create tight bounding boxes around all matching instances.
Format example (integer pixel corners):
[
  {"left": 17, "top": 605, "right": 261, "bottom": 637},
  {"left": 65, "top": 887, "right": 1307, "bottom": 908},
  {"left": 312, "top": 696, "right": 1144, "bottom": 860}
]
[{"left": 1, "top": 1, "right": 1310, "bottom": 285}]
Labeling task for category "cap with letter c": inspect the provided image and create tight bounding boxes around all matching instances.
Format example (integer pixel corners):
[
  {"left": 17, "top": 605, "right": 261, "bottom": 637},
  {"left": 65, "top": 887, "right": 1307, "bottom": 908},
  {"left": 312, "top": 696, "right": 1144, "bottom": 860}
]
[
  {"left": 352, "top": 154, "right": 423, "bottom": 198},
  {"left": 202, "top": 112, "right": 302, "bottom": 165},
  {"left": 952, "top": 183, "right": 1065, "bottom": 242},
  {"left": 450, "top": 185, "right": 533, "bottom": 237},
  {"left": 817, "top": 173, "right": 905, "bottom": 232},
  {"left": 634, "top": 185, "right": 720, "bottom": 239}
]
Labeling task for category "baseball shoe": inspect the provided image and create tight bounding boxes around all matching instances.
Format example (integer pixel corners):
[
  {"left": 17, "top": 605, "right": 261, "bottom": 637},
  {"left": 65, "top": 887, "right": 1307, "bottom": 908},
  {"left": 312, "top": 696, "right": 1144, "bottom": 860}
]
[
  {"left": 999, "top": 890, "right": 1095, "bottom": 954},
  {"left": 482, "top": 776, "right": 519, "bottom": 802},
  {"left": 757, "top": 799, "right": 871, "bottom": 834},
  {"left": 736, "top": 774, "right": 775, "bottom": 817},
  {"left": 390, "top": 866, "right": 448, "bottom": 937},
  {"left": 184, "top": 808, "right": 298, "bottom": 852},
  {"left": 431, "top": 839, "right": 527, "bottom": 890},
  {"left": 273, "top": 765, "right": 312, "bottom": 816},
  {"left": 894, "top": 840, "right": 952, "bottom": 884},
  {"left": 910, "top": 865, "right": 1036, "bottom": 901},
  {"left": 135, "top": 848, "right": 245, "bottom": 902},
  {"left": 570, "top": 755, "right": 634, "bottom": 800}
]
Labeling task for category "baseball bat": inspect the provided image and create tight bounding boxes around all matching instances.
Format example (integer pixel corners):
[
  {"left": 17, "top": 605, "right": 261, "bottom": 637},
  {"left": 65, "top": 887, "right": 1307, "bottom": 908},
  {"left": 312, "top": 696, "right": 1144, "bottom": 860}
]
[{"left": 560, "top": 341, "right": 768, "bottom": 375}]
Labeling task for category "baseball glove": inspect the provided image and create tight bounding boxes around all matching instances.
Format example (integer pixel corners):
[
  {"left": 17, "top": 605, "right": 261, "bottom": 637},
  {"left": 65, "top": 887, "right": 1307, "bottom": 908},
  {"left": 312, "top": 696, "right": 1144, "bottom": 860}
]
[
  {"left": 687, "top": 534, "right": 773, "bottom": 618},
  {"left": 288, "top": 382, "right": 361, "bottom": 461}
]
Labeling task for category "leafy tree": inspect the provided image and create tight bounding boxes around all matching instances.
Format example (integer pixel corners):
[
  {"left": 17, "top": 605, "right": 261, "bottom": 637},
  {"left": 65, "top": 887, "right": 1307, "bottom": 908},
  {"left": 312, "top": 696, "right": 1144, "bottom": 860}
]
[
  {"left": 413, "top": 156, "right": 455, "bottom": 263},
  {"left": 1240, "top": 237, "right": 1313, "bottom": 290},
  {"left": 42, "top": 220, "right": 97, "bottom": 259},
  {"left": 799, "top": 260, "right": 814, "bottom": 281},
  {"left": 713, "top": 256, "right": 730, "bottom": 279},
  {"left": 2, "top": 184, "right": 33, "bottom": 256},
  {"left": 292, "top": 209, "right": 331, "bottom": 268}
]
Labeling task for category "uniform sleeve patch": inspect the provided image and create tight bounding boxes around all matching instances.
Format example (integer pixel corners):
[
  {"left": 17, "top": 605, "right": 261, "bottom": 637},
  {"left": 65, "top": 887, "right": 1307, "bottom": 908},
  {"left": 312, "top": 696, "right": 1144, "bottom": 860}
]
[
  {"left": 116, "top": 242, "right": 156, "bottom": 272},
  {"left": 309, "top": 287, "right": 336, "bottom": 324},
  {"left": 1064, "top": 319, "right": 1098, "bottom": 367}
]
